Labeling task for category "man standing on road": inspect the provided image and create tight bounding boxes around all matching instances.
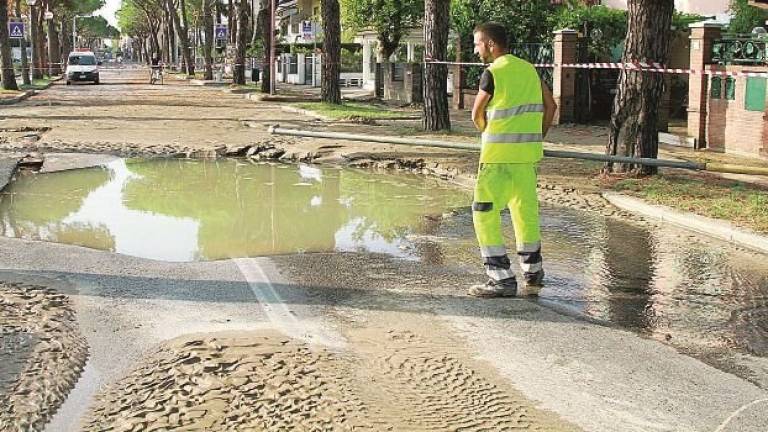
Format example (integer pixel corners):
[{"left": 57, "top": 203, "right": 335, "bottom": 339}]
[{"left": 468, "top": 22, "right": 557, "bottom": 298}]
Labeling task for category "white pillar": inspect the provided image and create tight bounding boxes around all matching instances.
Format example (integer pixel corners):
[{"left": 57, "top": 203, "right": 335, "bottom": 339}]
[
  {"left": 362, "top": 40, "right": 372, "bottom": 81},
  {"left": 406, "top": 42, "right": 414, "bottom": 62},
  {"left": 298, "top": 53, "right": 306, "bottom": 84}
]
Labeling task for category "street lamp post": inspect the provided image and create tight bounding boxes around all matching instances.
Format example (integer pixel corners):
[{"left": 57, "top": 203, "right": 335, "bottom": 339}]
[{"left": 26, "top": 0, "right": 41, "bottom": 79}]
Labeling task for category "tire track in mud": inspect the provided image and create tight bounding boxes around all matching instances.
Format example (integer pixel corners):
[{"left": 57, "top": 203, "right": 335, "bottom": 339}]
[{"left": 347, "top": 326, "right": 578, "bottom": 432}]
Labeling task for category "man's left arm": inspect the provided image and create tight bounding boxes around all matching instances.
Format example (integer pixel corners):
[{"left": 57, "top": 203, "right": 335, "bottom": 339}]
[{"left": 541, "top": 80, "right": 557, "bottom": 137}]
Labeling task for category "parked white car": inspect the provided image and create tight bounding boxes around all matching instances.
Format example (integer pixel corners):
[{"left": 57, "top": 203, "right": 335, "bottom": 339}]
[{"left": 66, "top": 52, "right": 101, "bottom": 85}]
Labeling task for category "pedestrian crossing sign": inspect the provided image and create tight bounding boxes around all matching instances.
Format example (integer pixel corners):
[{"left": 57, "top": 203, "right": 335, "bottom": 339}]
[
  {"left": 9, "top": 22, "right": 24, "bottom": 39},
  {"left": 215, "top": 25, "right": 228, "bottom": 40}
]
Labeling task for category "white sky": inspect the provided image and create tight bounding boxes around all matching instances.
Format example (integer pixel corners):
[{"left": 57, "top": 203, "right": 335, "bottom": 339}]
[{"left": 96, "top": 0, "right": 121, "bottom": 28}]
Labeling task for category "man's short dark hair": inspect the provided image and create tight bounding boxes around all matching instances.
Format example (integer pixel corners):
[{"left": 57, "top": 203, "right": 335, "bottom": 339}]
[{"left": 473, "top": 22, "right": 508, "bottom": 49}]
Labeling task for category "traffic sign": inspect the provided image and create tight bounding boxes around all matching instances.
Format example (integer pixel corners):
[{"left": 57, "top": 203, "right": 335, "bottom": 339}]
[
  {"left": 9, "top": 22, "right": 24, "bottom": 39},
  {"left": 215, "top": 24, "right": 228, "bottom": 40},
  {"left": 302, "top": 21, "right": 313, "bottom": 40}
]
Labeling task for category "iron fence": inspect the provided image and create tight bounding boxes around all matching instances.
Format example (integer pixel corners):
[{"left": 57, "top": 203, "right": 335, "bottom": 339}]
[{"left": 712, "top": 36, "right": 768, "bottom": 65}]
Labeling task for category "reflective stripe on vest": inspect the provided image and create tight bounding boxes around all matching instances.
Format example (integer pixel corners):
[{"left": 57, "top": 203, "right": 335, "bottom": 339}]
[
  {"left": 487, "top": 103, "right": 544, "bottom": 121},
  {"left": 482, "top": 133, "right": 543, "bottom": 144}
]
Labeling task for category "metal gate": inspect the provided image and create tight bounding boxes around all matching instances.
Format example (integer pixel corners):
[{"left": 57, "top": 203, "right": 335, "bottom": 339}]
[
  {"left": 304, "top": 55, "right": 313, "bottom": 85},
  {"left": 573, "top": 40, "right": 620, "bottom": 123}
]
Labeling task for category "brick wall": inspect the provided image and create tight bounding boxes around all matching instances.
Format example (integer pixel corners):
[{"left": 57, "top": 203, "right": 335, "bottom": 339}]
[{"left": 706, "top": 65, "right": 768, "bottom": 158}]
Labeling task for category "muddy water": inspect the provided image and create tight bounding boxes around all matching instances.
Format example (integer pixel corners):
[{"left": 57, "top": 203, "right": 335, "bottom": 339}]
[
  {"left": 432, "top": 208, "right": 768, "bottom": 387},
  {"left": 1, "top": 159, "right": 766, "bottom": 388},
  {"left": 0, "top": 159, "right": 468, "bottom": 261}
]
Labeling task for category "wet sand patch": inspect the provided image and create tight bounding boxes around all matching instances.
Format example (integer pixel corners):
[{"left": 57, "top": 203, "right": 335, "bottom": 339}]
[
  {"left": 82, "top": 328, "right": 577, "bottom": 431},
  {"left": 0, "top": 282, "right": 88, "bottom": 431}
]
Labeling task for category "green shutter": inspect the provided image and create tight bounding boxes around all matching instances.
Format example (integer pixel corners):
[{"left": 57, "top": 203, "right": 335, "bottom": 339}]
[
  {"left": 745, "top": 77, "right": 767, "bottom": 111},
  {"left": 726, "top": 77, "right": 736, "bottom": 100},
  {"left": 710, "top": 77, "right": 721, "bottom": 99}
]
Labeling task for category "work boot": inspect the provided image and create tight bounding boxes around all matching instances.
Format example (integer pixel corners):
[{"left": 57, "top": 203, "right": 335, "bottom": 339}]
[
  {"left": 468, "top": 278, "right": 518, "bottom": 298},
  {"left": 520, "top": 270, "right": 545, "bottom": 296},
  {"left": 524, "top": 270, "right": 545, "bottom": 286}
]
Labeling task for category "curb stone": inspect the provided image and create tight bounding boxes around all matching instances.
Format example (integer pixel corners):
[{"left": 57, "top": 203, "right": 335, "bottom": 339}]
[
  {"left": 0, "top": 90, "right": 35, "bottom": 105},
  {"left": 280, "top": 105, "right": 332, "bottom": 121},
  {"left": 603, "top": 191, "right": 768, "bottom": 254}
]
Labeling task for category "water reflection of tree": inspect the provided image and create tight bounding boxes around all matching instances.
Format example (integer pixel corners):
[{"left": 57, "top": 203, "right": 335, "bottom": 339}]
[
  {"left": 601, "top": 219, "right": 656, "bottom": 331},
  {"left": 339, "top": 169, "right": 467, "bottom": 242},
  {"left": 120, "top": 160, "right": 467, "bottom": 260},
  {"left": 122, "top": 160, "right": 347, "bottom": 259},
  {"left": 0, "top": 168, "right": 115, "bottom": 251}
]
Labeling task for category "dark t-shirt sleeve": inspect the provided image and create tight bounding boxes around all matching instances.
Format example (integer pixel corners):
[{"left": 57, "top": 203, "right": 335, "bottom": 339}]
[{"left": 479, "top": 69, "right": 494, "bottom": 96}]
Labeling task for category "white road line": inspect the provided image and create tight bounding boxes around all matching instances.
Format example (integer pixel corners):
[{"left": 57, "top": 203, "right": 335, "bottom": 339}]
[
  {"left": 232, "top": 257, "right": 345, "bottom": 349},
  {"left": 714, "top": 398, "right": 768, "bottom": 432}
]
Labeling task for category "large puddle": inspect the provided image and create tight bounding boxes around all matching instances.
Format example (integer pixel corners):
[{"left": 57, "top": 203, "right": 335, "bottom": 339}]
[
  {"left": 0, "top": 159, "right": 468, "bottom": 261},
  {"left": 1, "top": 158, "right": 766, "bottom": 387}
]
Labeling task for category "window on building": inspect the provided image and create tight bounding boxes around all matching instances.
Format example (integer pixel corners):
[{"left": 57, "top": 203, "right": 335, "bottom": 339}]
[
  {"left": 710, "top": 77, "right": 721, "bottom": 99},
  {"left": 745, "top": 77, "right": 767, "bottom": 111},
  {"left": 725, "top": 77, "right": 736, "bottom": 100},
  {"left": 289, "top": 55, "right": 298, "bottom": 74}
]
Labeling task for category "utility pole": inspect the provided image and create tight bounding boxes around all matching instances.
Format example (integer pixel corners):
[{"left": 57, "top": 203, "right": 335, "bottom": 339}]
[{"left": 269, "top": 0, "right": 275, "bottom": 94}]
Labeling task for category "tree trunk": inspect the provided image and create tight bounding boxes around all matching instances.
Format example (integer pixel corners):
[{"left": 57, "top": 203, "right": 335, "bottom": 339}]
[
  {"left": 47, "top": 14, "right": 62, "bottom": 76},
  {"left": 0, "top": 0, "right": 18, "bottom": 90},
  {"left": 321, "top": 0, "right": 341, "bottom": 104},
  {"left": 60, "top": 17, "right": 71, "bottom": 63},
  {"left": 166, "top": 0, "right": 195, "bottom": 76},
  {"left": 165, "top": 9, "right": 175, "bottom": 65},
  {"left": 605, "top": 0, "right": 674, "bottom": 176},
  {"left": 30, "top": 6, "right": 42, "bottom": 79},
  {"left": 228, "top": 0, "right": 236, "bottom": 45},
  {"left": 258, "top": 1, "right": 270, "bottom": 92},
  {"left": 234, "top": 0, "right": 249, "bottom": 84},
  {"left": 422, "top": 0, "right": 450, "bottom": 131},
  {"left": 203, "top": 0, "right": 215, "bottom": 80},
  {"left": 15, "top": 0, "right": 30, "bottom": 86},
  {"left": 36, "top": 9, "right": 47, "bottom": 78},
  {"left": 180, "top": 0, "right": 194, "bottom": 73}
]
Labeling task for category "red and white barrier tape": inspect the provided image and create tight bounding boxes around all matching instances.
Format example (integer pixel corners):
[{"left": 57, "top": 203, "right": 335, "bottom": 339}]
[{"left": 424, "top": 59, "right": 768, "bottom": 78}]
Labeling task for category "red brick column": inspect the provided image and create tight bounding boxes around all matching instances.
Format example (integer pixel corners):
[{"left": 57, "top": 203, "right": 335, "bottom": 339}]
[
  {"left": 552, "top": 30, "right": 578, "bottom": 124},
  {"left": 452, "top": 36, "right": 465, "bottom": 110},
  {"left": 687, "top": 23, "right": 722, "bottom": 148}
]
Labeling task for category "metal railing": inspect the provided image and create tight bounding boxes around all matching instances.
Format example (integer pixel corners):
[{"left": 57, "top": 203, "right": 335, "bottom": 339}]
[{"left": 712, "top": 36, "right": 768, "bottom": 65}]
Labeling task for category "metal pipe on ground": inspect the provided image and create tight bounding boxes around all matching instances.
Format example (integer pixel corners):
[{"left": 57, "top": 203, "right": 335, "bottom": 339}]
[{"left": 268, "top": 126, "right": 768, "bottom": 176}]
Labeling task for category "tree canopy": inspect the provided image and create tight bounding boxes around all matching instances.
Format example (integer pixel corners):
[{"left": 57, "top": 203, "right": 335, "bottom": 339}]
[{"left": 729, "top": 0, "right": 768, "bottom": 34}]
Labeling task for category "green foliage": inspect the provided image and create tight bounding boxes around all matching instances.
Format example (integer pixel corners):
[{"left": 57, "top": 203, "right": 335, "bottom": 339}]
[
  {"left": 553, "top": 3, "right": 626, "bottom": 59},
  {"left": 117, "top": 0, "right": 144, "bottom": 37},
  {"left": 340, "top": 0, "right": 423, "bottom": 56},
  {"left": 729, "top": 0, "right": 768, "bottom": 34},
  {"left": 451, "top": 0, "right": 557, "bottom": 45},
  {"left": 78, "top": 16, "right": 120, "bottom": 39},
  {"left": 56, "top": 0, "right": 106, "bottom": 16}
]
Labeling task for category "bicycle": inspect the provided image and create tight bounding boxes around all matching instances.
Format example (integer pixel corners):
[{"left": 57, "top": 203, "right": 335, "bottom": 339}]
[{"left": 149, "top": 65, "right": 163, "bottom": 85}]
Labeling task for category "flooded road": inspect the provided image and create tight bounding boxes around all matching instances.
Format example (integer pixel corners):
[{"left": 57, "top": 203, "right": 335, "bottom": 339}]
[
  {"left": 2, "top": 158, "right": 766, "bottom": 390},
  {"left": 0, "top": 159, "right": 468, "bottom": 261}
]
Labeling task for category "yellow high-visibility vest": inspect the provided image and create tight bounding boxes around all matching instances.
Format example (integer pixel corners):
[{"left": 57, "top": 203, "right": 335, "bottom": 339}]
[{"left": 481, "top": 54, "right": 544, "bottom": 164}]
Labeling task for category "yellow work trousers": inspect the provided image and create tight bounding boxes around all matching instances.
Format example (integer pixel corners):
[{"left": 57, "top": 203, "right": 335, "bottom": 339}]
[{"left": 472, "top": 163, "right": 543, "bottom": 281}]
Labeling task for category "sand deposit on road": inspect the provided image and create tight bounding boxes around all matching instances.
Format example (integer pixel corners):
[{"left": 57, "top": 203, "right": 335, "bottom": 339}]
[{"left": 82, "top": 327, "right": 576, "bottom": 431}]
